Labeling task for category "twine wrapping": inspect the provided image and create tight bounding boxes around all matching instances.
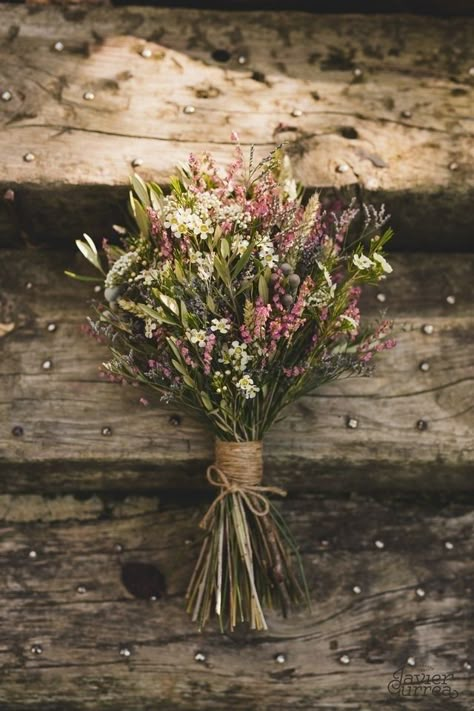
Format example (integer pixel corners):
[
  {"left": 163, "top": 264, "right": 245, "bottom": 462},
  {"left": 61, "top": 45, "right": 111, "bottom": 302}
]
[{"left": 200, "top": 440, "right": 287, "bottom": 529}]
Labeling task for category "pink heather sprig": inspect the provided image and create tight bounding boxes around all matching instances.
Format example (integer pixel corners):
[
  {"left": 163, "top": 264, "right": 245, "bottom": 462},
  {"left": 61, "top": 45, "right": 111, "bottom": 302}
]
[
  {"left": 203, "top": 333, "right": 216, "bottom": 375},
  {"left": 175, "top": 339, "right": 197, "bottom": 368},
  {"left": 283, "top": 365, "right": 307, "bottom": 378},
  {"left": 358, "top": 320, "right": 396, "bottom": 362}
]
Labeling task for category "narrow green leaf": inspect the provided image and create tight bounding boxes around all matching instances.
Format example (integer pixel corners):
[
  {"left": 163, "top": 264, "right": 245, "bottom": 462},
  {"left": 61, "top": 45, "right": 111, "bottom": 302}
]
[
  {"left": 159, "top": 293, "right": 179, "bottom": 316},
  {"left": 206, "top": 294, "right": 217, "bottom": 313},
  {"left": 232, "top": 241, "right": 254, "bottom": 279},
  {"left": 64, "top": 270, "right": 102, "bottom": 283},
  {"left": 180, "top": 299, "right": 189, "bottom": 326},
  {"left": 131, "top": 173, "right": 150, "bottom": 207},
  {"left": 172, "top": 358, "right": 188, "bottom": 376},
  {"left": 258, "top": 274, "right": 269, "bottom": 304},
  {"left": 75, "top": 238, "right": 104, "bottom": 274},
  {"left": 166, "top": 337, "right": 182, "bottom": 361},
  {"left": 220, "top": 239, "right": 230, "bottom": 259},
  {"left": 200, "top": 391, "right": 214, "bottom": 411},
  {"left": 131, "top": 198, "right": 149, "bottom": 237},
  {"left": 214, "top": 256, "right": 230, "bottom": 285},
  {"left": 82, "top": 233, "right": 98, "bottom": 256},
  {"left": 174, "top": 261, "right": 185, "bottom": 284},
  {"left": 139, "top": 303, "right": 175, "bottom": 325}
]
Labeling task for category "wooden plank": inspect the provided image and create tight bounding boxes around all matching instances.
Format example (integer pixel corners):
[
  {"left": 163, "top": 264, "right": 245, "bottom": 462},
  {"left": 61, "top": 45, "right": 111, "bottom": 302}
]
[
  {"left": 0, "top": 493, "right": 472, "bottom": 709},
  {"left": 1, "top": 250, "right": 473, "bottom": 493},
  {"left": 0, "top": 6, "right": 473, "bottom": 249}
]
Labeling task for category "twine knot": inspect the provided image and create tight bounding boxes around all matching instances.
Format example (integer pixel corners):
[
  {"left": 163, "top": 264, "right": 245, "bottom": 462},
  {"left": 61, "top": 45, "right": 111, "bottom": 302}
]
[{"left": 200, "top": 440, "right": 287, "bottom": 530}]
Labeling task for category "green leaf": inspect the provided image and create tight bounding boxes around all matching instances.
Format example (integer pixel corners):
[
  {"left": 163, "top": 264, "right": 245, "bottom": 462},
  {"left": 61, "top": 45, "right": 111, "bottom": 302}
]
[
  {"left": 149, "top": 182, "right": 163, "bottom": 210},
  {"left": 200, "top": 391, "right": 214, "bottom": 411},
  {"left": 180, "top": 299, "right": 189, "bottom": 326},
  {"left": 258, "top": 274, "right": 269, "bottom": 304},
  {"left": 130, "top": 197, "right": 149, "bottom": 237},
  {"left": 213, "top": 224, "right": 222, "bottom": 247},
  {"left": 166, "top": 337, "right": 182, "bottom": 361},
  {"left": 139, "top": 303, "right": 175, "bottom": 325},
  {"left": 131, "top": 173, "right": 150, "bottom": 207},
  {"left": 171, "top": 358, "right": 188, "bottom": 376},
  {"left": 75, "top": 235, "right": 105, "bottom": 274},
  {"left": 214, "top": 256, "right": 230, "bottom": 285},
  {"left": 170, "top": 176, "right": 184, "bottom": 197},
  {"left": 159, "top": 293, "right": 179, "bottom": 316},
  {"left": 220, "top": 239, "right": 230, "bottom": 259},
  {"left": 183, "top": 374, "right": 195, "bottom": 388},
  {"left": 174, "top": 261, "right": 185, "bottom": 284},
  {"left": 232, "top": 241, "right": 254, "bottom": 279},
  {"left": 206, "top": 294, "right": 217, "bottom": 313},
  {"left": 64, "top": 270, "right": 103, "bottom": 283}
]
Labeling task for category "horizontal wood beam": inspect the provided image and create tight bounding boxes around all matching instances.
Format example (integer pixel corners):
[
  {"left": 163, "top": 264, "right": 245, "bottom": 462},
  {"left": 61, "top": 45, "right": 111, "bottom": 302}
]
[
  {"left": 1, "top": 251, "right": 473, "bottom": 494},
  {"left": 0, "top": 6, "right": 473, "bottom": 249},
  {"left": 0, "top": 492, "right": 472, "bottom": 709}
]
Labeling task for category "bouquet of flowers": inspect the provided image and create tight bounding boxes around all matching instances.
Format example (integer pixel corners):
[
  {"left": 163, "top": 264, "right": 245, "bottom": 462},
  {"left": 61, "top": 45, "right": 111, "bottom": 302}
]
[{"left": 69, "top": 139, "right": 395, "bottom": 632}]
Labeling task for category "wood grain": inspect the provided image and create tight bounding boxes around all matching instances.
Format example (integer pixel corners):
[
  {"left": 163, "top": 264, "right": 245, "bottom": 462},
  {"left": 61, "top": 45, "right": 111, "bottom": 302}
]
[
  {"left": 0, "top": 6, "right": 473, "bottom": 249},
  {"left": 1, "top": 250, "right": 473, "bottom": 494},
  {"left": 0, "top": 492, "right": 472, "bottom": 710}
]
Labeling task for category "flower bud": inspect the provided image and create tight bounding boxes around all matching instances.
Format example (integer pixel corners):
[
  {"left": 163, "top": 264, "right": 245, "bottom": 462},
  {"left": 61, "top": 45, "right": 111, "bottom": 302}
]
[
  {"left": 104, "top": 285, "right": 122, "bottom": 302},
  {"left": 281, "top": 263, "right": 293, "bottom": 276},
  {"left": 282, "top": 294, "right": 294, "bottom": 308},
  {"left": 288, "top": 273, "right": 301, "bottom": 289},
  {"left": 270, "top": 273, "right": 279, "bottom": 283}
]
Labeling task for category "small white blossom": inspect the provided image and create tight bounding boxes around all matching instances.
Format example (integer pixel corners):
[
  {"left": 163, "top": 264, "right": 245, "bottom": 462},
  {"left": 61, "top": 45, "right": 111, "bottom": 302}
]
[
  {"left": 232, "top": 234, "right": 250, "bottom": 256},
  {"left": 236, "top": 375, "right": 260, "bottom": 399},
  {"left": 259, "top": 242, "right": 279, "bottom": 269},
  {"left": 210, "top": 318, "right": 231, "bottom": 334},
  {"left": 186, "top": 328, "right": 207, "bottom": 348},
  {"left": 373, "top": 252, "right": 393, "bottom": 273},
  {"left": 144, "top": 318, "right": 157, "bottom": 339},
  {"left": 105, "top": 251, "right": 140, "bottom": 287},
  {"left": 353, "top": 254, "right": 374, "bottom": 270}
]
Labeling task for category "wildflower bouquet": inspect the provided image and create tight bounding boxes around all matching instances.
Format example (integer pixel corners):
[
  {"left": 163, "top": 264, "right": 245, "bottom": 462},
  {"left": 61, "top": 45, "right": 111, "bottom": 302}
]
[{"left": 70, "top": 141, "right": 395, "bottom": 632}]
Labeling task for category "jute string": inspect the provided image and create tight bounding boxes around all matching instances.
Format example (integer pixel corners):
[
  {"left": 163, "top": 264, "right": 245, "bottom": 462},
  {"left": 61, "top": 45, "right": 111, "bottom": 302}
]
[{"left": 200, "top": 440, "right": 287, "bottom": 529}]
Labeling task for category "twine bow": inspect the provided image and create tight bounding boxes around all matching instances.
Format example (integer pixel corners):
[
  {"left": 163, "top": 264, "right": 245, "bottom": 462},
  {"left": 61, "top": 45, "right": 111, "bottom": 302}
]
[{"left": 199, "top": 462, "right": 287, "bottom": 530}]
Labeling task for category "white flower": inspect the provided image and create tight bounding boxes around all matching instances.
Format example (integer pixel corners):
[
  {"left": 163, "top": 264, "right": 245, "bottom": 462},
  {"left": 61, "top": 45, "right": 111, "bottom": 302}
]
[
  {"left": 186, "top": 328, "right": 207, "bottom": 348},
  {"left": 259, "top": 243, "right": 278, "bottom": 269},
  {"left": 236, "top": 375, "right": 260, "bottom": 399},
  {"left": 134, "top": 268, "right": 160, "bottom": 286},
  {"left": 373, "top": 252, "right": 393, "bottom": 274},
  {"left": 261, "top": 252, "right": 279, "bottom": 269},
  {"left": 210, "top": 318, "right": 231, "bottom": 334},
  {"left": 232, "top": 234, "right": 250, "bottom": 256},
  {"left": 222, "top": 340, "right": 252, "bottom": 372},
  {"left": 353, "top": 254, "right": 374, "bottom": 270},
  {"left": 228, "top": 340, "right": 246, "bottom": 358},
  {"left": 144, "top": 318, "right": 157, "bottom": 339}
]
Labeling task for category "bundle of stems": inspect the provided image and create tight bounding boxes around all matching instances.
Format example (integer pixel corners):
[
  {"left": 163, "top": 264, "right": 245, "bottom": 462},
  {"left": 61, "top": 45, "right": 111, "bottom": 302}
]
[{"left": 186, "top": 488, "right": 308, "bottom": 631}]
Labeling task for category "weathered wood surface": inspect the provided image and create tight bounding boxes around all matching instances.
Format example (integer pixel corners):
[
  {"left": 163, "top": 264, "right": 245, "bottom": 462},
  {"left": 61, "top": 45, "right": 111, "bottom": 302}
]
[
  {"left": 1, "top": 250, "right": 473, "bottom": 494},
  {"left": 0, "top": 6, "right": 473, "bottom": 249},
  {"left": 0, "top": 492, "right": 472, "bottom": 710}
]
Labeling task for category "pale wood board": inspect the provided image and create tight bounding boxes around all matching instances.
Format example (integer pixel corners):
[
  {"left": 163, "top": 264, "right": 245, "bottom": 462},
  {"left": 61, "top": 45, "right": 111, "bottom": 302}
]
[{"left": 0, "top": 6, "right": 473, "bottom": 248}]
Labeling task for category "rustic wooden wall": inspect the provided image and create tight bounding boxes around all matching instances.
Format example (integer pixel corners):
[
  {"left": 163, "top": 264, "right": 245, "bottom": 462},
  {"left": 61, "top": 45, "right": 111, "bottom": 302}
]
[
  {"left": 1, "top": 251, "right": 473, "bottom": 493},
  {"left": 0, "top": 6, "right": 473, "bottom": 249},
  {"left": 0, "top": 4, "right": 473, "bottom": 710}
]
